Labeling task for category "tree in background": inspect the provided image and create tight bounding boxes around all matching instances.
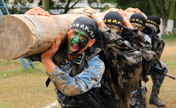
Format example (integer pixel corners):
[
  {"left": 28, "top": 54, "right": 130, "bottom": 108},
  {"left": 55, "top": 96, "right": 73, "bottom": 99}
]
[
  {"left": 148, "top": 0, "right": 175, "bottom": 34},
  {"left": 115, "top": 0, "right": 176, "bottom": 34},
  {"left": 38, "top": 0, "right": 80, "bottom": 14},
  {"left": 7, "top": 0, "right": 81, "bottom": 14},
  {"left": 7, "top": 0, "right": 35, "bottom": 14},
  {"left": 42, "top": 0, "right": 49, "bottom": 11}
]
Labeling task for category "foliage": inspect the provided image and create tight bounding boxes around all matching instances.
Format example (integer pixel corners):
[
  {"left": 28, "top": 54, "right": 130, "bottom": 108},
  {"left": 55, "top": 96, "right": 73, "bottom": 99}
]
[
  {"left": 38, "top": 0, "right": 55, "bottom": 9},
  {"left": 113, "top": 0, "right": 152, "bottom": 16},
  {"left": 6, "top": 0, "right": 35, "bottom": 14}
]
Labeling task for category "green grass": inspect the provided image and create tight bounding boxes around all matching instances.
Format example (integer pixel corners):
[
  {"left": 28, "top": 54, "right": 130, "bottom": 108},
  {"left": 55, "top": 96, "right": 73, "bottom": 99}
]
[
  {"left": 162, "top": 33, "right": 176, "bottom": 41},
  {"left": 0, "top": 59, "right": 58, "bottom": 108}
]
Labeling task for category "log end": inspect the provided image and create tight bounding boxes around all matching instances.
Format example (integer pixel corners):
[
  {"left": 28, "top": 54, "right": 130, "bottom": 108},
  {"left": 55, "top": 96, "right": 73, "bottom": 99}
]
[{"left": 0, "top": 15, "right": 33, "bottom": 60}]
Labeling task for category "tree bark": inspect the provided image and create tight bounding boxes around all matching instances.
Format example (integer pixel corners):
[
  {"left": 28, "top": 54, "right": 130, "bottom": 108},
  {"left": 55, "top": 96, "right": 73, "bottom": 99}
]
[
  {"left": 159, "top": 0, "right": 166, "bottom": 18},
  {"left": 42, "top": 0, "right": 50, "bottom": 11},
  {"left": 148, "top": 0, "right": 157, "bottom": 15},
  {"left": 63, "top": 0, "right": 80, "bottom": 13},
  {"left": 166, "top": 0, "right": 175, "bottom": 34},
  {"left": 0, "top": 14, "right": 85, "bottom": 60},
  {"left": 159, "top": 0, "right": 167, "bottom": 34}
]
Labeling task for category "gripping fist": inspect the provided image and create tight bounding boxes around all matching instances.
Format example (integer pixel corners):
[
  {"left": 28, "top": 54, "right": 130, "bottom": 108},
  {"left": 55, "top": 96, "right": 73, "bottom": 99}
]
[{"left": 42, "top": 34, "right": 61, "bottom": 59}]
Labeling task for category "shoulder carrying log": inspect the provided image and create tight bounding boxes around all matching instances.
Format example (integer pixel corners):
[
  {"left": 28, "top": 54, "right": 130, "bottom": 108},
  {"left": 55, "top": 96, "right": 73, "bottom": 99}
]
[{"left": 0, "top": 14, "right": 85, "bottom": 60}]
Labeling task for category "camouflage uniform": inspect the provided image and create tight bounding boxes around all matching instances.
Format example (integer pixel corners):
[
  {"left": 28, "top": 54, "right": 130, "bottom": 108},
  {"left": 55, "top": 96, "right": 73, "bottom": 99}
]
[
  {"left": 27, "top": 28, "right": 143, "bottom": 108},
  {"left": 27, "top": 46, "right": 107, "bottom": 108},
  {"left": 144, "top": 16, "right": 168, "bottom": 107},
  {"left": 48, "top": 47, "right": 106, "bottom": 108},
  {"left": 148, "top": 32, "right": 168, "bottom": 107},
  {"left": 97, "top": 28, "right": 143, "bottom": 108},
  {"left": 49, "top": 28, "right": 143, "bottom": 108},
  {"left": 121, "top": 27, "right": 156, "bottom": 81},
  {"left": 121, "top": 27, "right": 157, "bottom": 108}
]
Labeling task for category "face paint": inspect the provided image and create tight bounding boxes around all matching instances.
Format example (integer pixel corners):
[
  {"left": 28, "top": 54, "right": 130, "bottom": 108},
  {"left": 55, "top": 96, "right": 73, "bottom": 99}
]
[
  {"left": 111, "top": 28, "right": 116, "bottom": 32},
  {"left": 131, "top": 23, "right": 144, "bottom": 32},
  {"left": 134, "top": 24, "right": 143, "bottom": 29},
  {"left": 107, "top": 25, "right": 121, "bottom": 34},
  {"left": 68, "top": 30, "right": 90, "bottom": 56}
]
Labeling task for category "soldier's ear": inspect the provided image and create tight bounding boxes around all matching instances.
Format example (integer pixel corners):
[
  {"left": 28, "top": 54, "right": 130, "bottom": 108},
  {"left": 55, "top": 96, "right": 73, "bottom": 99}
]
[{"left": 88, "top": 39, "right": 96, "bottom": 47}]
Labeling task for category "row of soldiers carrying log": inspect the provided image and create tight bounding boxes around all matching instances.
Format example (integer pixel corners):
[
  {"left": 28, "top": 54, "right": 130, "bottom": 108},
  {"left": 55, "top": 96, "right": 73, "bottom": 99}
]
[{"left": 24, "top": 6, "right": 175, "bottom": 108}]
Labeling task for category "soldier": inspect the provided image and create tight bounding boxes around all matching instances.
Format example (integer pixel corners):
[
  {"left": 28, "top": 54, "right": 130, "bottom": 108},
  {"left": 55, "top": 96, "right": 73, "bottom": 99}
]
[
  {"left": 145, "top": 15, "right": 168, "bottom": 107},
  {"left": 129, "top": 13, "right": 153, "bottom": 108},
  {"left": 25, "top": 7, "right": 108, "bottom": 108},
  {"left": 26, "top": 6, "right": 143, "bottom": 108},
  {"left": 72, "top": 7, "right": 143, "bottom": 108},
  {"left": 100, "top": 11, "right": 156, "bottom": 108},
  {"left": 94, "top": 10, "right": 143, "bottom": 108},
  {"left": 129, "top": 14, "right": 167, "bottom": 107},
  {"left": 41, "top": 16, "right": 108, "bottom": 108}
]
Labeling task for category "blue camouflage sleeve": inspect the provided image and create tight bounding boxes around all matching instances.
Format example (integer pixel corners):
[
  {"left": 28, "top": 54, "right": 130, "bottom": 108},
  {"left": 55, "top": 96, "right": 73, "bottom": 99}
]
[{"left": 46, "top": 56, "right": 105, "bottom": 96}]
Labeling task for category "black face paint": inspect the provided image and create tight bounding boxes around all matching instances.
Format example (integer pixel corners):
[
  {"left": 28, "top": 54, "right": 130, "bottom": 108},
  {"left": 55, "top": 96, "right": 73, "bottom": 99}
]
[
  {"left": 68, "top": 30, "right": 90, "bottom": 56},
  {"left": 116, "top": 31, "right": 121, "bottom": 35}
]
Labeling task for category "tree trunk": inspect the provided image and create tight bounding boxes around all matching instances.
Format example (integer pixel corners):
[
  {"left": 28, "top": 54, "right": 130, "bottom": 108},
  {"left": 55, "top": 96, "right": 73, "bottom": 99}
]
[
  {"left": 63, "top": 0, "right": 80, "bottom": 14},
  {"left": 166, "top": 0, "right": 175, "bottom": 34},
  {"left": 42, "top": 0, "right": 50, "bottom": 11},
  {"left": 148, "top": 0, "right": 157, "bottom": 15},
  {"left": 160, "top": 18, "right": 167, "bottom": 35},
  {"left": 159, "top": 0, "right": 167, "bottom": 35}
]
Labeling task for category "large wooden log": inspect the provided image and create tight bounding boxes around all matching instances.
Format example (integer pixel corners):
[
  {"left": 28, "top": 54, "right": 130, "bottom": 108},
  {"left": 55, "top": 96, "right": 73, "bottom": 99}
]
[
  {"left": 0, "top": 14, "right": 86, "bottom": 60},
  {"left": 0, "top": 11, "right": 144, "bottom": 60}
]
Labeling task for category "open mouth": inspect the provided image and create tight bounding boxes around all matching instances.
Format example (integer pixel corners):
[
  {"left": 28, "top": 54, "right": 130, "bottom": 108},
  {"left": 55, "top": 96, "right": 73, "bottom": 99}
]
[{"left": 71, "top": 43, "right": 79, "bottom": 52}]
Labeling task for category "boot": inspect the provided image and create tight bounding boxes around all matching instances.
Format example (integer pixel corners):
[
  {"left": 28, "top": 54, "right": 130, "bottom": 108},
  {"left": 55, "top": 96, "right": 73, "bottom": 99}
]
[{"left": 149, "top": 87, "right": 165, "bottom": 107}]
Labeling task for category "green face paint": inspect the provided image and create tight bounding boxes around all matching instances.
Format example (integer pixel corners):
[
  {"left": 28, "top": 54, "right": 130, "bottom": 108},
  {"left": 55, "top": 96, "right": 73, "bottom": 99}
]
[
  {"left": 134, "top": 24, "right": 142, "bottom": 29},
  {"left": 68, "top": 34, "right": 80, "bottom": 54},
  {"left": 108, "top": 25, "right": 120, "bottom": 33},
  {"left": 111, "top": 29, "right": 116, "bottom": 32},
  {"left": 77, "top": 30, "right": 85, "bottom": 36},
  {"left": 68, "top": 30, "right": 90, "bottom": 56}
]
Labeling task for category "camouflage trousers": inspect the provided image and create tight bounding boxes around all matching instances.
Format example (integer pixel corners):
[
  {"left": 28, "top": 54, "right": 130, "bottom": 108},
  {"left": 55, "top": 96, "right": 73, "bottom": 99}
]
[
  {"left": 130, "top": 81, "right": 147, "bottom": 108},
  {"left": 149, "top": 62, "right": 168, "bottom": 91},
  {"left": 130, "top": 62, "right": 168, "bottom": 108}
]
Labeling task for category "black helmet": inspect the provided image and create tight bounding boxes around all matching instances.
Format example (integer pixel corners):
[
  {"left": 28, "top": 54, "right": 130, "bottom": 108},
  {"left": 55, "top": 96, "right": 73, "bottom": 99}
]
[
  {"left": 146, "top": 15, "right": 161, "bottom": 33},
  {"left": 103, "top": 11, "right": 124, "bottom": 29},
  {"left": 129, "top": 13, "right": 146, "bottom": 26}
]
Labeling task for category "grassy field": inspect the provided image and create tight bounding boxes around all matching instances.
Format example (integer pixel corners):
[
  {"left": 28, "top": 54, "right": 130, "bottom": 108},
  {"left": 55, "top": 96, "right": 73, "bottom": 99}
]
[{"left": 0, "top": 35, "right": 176, "bottom": 108}]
